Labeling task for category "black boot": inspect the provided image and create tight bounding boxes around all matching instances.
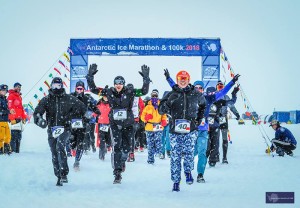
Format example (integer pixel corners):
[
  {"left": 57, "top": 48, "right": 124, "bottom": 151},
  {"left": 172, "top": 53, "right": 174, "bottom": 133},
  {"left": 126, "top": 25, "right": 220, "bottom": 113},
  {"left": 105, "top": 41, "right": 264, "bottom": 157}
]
[
  {"left": 0, "top": 147, "right": 3, "bottom": 155},
  {"left": 113, "top": 170, "right": 122, "bottom": 184},
  {"left": 4, "top": 143, "right": 12, "bottom": 155},
  {"left": 56, "top": 177, "right": 63, "bottom": 186}
]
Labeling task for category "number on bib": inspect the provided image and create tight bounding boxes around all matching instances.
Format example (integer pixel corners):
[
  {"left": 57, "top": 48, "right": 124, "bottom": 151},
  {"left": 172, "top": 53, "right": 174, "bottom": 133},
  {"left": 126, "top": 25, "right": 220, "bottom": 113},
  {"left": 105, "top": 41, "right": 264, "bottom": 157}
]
[
  {"left": 71, "top": 119, "right": 83, "bottom": 129},
  {"left": 174, "top": 119, "right": 191, "bottom": 133},
  {"left": 99, "top": 124, "right": 109, "bottom": 132},
  {"left": 51, "top": 126, "right": 65, "bottom": 138},
  {"left": 113, "top": 109, "right": 127, "bottom": 120}
]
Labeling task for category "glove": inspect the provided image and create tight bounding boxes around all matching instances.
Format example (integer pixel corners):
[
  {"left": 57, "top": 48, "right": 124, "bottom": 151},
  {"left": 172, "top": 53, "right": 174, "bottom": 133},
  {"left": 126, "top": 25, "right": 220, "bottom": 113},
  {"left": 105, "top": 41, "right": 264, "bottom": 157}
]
[
  {"left": 164, "top": 68, "right": 170, "bottom": 79},
  {"left": 161, "top": 120, "right": 167, "bottom": 127},
  {"left": 232, "top": 84, "right": 240, "bottom": 96},
  {"left": 139, "top": 64, "right": 150, "bottom": 79},
  {"left": 232, "top": 74, "right": 240, "bottom": 83},
  {"left": 236, "top": 114, "right": 240, "bottom": 120},
  {"left": 84, "top": 111, "right": 93, "bottom": 119},
  {"left": 88, "top": 63, "right": 98, "bottom": 76},
  {"left": 101, "top": 85, "right": 108, "bottom": 96},
  {"left": 37, "top": 118, "right": 47, "bottom": 129},
  {"left": 265, "top": 148, "right": 270, "bottom": 154},
  {"left": 10, "top": 109, "right": 16, "bottom": 114},
  {"left": 22, "top": 119, "right": 26, "bottom": 124},
  {"left": 144, "top": 114, "right": 153, "bottom": 122},
  {"left": 10, "top": 120, "right": 17, "bottom": 125}
]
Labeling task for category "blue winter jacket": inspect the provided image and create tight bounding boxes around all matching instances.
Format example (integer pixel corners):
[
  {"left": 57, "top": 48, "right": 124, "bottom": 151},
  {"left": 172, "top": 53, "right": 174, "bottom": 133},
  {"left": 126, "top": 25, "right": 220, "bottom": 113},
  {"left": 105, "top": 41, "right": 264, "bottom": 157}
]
[
  {"left": 275, "top": 127, "right": 297, "bottom": 145},
  {"left": 166, "top": 77, "right": 235, "bottom": 130}
]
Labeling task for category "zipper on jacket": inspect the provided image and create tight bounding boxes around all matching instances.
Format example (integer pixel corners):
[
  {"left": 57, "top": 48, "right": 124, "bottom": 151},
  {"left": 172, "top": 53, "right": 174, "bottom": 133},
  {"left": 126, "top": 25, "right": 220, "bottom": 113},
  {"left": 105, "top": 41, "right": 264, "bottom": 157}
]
[{"left": 55, "top": 97, "right": 58, "bottom": 126}]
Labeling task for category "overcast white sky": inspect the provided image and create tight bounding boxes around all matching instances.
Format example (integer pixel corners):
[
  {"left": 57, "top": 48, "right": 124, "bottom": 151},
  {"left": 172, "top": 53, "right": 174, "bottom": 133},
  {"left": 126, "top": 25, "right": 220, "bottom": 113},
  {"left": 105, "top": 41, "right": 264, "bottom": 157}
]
[{"left": 0, "top": 0, "right": 299, "bottom": 114}]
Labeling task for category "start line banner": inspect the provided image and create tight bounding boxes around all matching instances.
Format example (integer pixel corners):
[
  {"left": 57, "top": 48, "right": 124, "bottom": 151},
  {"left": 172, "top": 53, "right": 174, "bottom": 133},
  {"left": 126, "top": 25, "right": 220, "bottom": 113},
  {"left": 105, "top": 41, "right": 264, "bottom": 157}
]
[{"left": 70, "top": 38, "right": 221, "bottom": 56}]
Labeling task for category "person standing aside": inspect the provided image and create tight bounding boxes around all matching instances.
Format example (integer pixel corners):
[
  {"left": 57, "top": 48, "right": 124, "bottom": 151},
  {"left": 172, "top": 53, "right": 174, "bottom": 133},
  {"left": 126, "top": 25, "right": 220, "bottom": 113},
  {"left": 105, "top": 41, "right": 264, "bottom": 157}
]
[
  {"left": 7, "top": 82, "right": 27, "bottom": 153},
  {"left": 86, "top": 63, "right": 151, "bottom": 184},
  {"left": 0, "top": 84, "right": 12, "bottom": 155},
  {"left": 158, "top": 70, "right": 206, "bottom": 192},
  {"left": 33, "top": 77, "right": 87, "bottom": 186}
]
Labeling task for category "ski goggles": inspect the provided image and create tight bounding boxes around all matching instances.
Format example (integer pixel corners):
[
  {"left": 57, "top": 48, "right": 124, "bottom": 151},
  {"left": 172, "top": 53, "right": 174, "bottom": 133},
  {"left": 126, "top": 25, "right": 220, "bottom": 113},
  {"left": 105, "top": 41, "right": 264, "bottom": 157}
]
[
  {"left": 195, "top": 86, "right": 203, "bottom": 90},
  {"left": 177, "top": 76, "right": 189, "bottom": 81},
  {"left": 114, "top": 79, "right": 125, "bottom": 85},
  {"left": 76, "top": 87, "right": 84, "bottom": 91},
  {"left": 51, "top": 83, "right": 62, "bottom": 90}
]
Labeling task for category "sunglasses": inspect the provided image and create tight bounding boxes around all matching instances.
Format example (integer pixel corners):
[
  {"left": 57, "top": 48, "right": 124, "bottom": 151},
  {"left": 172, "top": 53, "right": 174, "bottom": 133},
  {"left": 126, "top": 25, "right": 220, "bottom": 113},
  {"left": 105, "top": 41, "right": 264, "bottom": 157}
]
[
  {"left": 177, "top": 76, "right": 189, "bottom": 81},
  {"left": 51, "top": 83, "right": 62, "bottom": 90},
  {"left": 216, "top": 84, "right": 224, "bottom": 90},
  {"left": 76, "top": 87, "right": 84, "bottom": 91},
  {"left": 114, "top": 79, "right": 125, "bottom": 85}
]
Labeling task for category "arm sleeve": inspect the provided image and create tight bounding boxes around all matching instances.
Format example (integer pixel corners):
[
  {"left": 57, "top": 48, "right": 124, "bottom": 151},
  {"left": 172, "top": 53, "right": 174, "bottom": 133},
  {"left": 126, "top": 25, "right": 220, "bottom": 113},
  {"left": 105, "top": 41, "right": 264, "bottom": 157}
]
[
  {"left": 86, "top": 75, "right": 103, "bottom": 95},
  {"left": 138, "top": 97, "right": 145, "bottom": 117},
  {"left": 167, "top": 77, "right": 176, "bottom": 88},
  {"left": 88, "top": 96, "right": 101, "bottom": 115},
  {"left": 158, "top": 92, "right": 172, "bottom": 115},
  {"left": 215, "top": 80, "right": 234, "bottom": 101}
]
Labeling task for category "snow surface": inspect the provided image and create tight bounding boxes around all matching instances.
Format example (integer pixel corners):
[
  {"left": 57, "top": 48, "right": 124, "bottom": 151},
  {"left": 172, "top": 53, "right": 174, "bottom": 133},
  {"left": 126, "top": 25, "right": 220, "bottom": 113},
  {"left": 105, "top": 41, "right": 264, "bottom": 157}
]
[{"left": 0, "top": 120, "right": 299, "bottom": 208}]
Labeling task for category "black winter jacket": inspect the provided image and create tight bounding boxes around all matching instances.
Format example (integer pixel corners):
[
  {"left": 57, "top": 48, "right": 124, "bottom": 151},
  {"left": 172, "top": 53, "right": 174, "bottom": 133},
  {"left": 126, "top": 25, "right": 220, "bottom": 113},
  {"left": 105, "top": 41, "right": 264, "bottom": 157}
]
[
  {"left": 0, "top": 95, "right": 9, "bottom": 122},
  {"left": 158, "top": 84, "right": 206, "bottom": 134},
  {"left": 33, "top": 88, "right": 86, "bottom": 129},
  {"left": 70, "top": 92, "right": 100, "bottom": 121}
]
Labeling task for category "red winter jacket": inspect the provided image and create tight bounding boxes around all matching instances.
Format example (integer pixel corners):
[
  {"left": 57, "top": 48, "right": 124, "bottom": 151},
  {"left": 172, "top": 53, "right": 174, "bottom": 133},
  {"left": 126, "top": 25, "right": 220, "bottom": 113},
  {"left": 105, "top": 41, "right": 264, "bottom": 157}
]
[
  {"left": 7, "top": 89, "right": 27, "bottom": 121},
  {"left": 97, "top": 100, "right": 110, "bottom": 124}
]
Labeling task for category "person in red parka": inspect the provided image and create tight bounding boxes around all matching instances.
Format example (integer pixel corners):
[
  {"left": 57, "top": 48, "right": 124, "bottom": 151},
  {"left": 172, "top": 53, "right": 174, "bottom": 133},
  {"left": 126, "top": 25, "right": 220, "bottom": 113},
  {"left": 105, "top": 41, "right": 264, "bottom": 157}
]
[{"left": 7, "top": 82, "right": 27, "bottom": 153}]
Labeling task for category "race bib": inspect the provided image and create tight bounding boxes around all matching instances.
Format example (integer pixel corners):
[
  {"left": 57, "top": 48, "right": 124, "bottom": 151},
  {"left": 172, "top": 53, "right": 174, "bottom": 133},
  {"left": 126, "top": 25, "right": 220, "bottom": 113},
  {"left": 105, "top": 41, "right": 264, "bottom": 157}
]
[
  {"left": 51, "top": 126, "right": 65, "bottom": 138},
  {"left": 208, "top": 117, "right": 215, "bottom": 125},
  {"left": 174, "top": 119, "right": 191, "bottom": 133},
  {"left": 113, "top": 109, "right": 127, "bottom": 120},
  {"left": 10, "top": 122, "right": 24, "bottom": 131},
  {"left": 71, "top": 119, "right": 83, "bottom": 129},
  {"left": 153, "top": 124, "right": 163, "bottom": 132},
  {"left": 219, "top": 117, "right": 226, "bottom": 124},
  {"left": 99, "top": 124, "right": 110, "bottom": 132}
]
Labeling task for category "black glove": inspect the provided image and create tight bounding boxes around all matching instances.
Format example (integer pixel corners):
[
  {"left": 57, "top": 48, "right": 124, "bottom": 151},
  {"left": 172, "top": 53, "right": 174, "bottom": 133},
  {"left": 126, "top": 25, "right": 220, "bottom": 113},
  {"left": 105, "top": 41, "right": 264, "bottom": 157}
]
[
  {"left": 232, "top": 74, "right": 240, "bottom": 83},
  {"left": 139, "top": 64, "right": 150, "bottom": 79},
  {"left": 88, "top": 63, "right": 98, "bottom": 76},
  {"left": 35, "top": 113, "right": 47, "bottom": 128},
  {"left": 164, "top": 68, "right": 170, "bottom": 79},
  {"left": 232, "top": 84, "right": 240, "bottom": 96},
  {"left": 236, "top": 114, "right": 240, "bottom": 120},
  {"left": 101, "top": 85, "right": 109, "bottom": 96},
  {"left": 15, "top": 119, "right": 21, "bottom": 123}
]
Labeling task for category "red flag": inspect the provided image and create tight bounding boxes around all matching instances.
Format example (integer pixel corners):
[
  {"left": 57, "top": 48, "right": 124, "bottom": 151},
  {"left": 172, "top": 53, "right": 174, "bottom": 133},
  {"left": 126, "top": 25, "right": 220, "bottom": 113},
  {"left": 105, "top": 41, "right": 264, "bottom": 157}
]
[{"left": 54, "top": 68, "right": 61, "bottom": 75}]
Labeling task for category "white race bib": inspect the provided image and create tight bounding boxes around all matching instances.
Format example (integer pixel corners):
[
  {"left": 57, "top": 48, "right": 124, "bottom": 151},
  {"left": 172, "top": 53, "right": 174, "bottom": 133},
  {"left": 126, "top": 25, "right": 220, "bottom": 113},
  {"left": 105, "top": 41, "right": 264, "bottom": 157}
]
[
  {"left": 113, "top": 109, "right": 127, "bottom": 120},
  {"left": 174, "top": 119, "right": 191, "bottom": 133},
  {"left": 10, "top": 122, "right": 24, "bottom": 131},
  {"left": 153, "top": 124, "right": 163, "bottom": 132},
  {"left": 208, "top": 117, "right": 215, "bottom": 125},
  {"left": 99, "top": 124, "right": 110, "bottom": 132},
  {"left": 71, "top": 119, "right": 83, "bottom": 129},
  {"left": 219, "top": 117, "right": 226, "bottom": 124},
  {"left": 51, "top": 126, "right": 65, "bottom": 138}
]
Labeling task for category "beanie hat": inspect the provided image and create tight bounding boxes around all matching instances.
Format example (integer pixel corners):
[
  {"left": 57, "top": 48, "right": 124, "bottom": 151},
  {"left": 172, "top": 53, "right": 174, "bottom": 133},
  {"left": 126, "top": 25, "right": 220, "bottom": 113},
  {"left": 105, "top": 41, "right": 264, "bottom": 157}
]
[
  {"left": 114, "top": 76, "right": 125, "bottom": 85},
  {"left": 76, "top": 80, "right": 85, "bottom": 88},
  {"left": 151, "top": 89, "right": 159, "bottom": 97},
  {"left": 127, "top": 83, "right": 134, "bottom": 90},
  {"left": 0, "top": 84, "right": 8, "bottom": 91},
  {"left": 51, "top": 77, "right": 63, "bottom": 88},
  {"left": 193, "top": 80, "right": 204, "bottom": 88},
  {"left": 14, "top": 82, "right": 22, "bottom": 88},
  {"left": 206, "top": 86, "right": 216, "bottom": 94},
  {"left": 176, "top": 70, "right": 190, "bottom": 81}
]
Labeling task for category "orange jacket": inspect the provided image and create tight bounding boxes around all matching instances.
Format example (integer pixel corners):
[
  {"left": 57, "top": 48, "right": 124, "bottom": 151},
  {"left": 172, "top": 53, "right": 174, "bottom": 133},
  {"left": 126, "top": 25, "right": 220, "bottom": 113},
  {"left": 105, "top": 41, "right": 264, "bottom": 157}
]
[{"left": 7, "top": 89, "right": 27, "bottom": 121}]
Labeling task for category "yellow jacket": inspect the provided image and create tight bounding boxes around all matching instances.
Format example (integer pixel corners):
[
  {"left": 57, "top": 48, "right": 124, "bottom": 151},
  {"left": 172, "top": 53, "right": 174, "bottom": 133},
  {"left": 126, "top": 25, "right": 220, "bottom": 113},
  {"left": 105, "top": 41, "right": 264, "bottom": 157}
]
[{"left": 141, "top": 100, "right": 167, "bottom": 131}]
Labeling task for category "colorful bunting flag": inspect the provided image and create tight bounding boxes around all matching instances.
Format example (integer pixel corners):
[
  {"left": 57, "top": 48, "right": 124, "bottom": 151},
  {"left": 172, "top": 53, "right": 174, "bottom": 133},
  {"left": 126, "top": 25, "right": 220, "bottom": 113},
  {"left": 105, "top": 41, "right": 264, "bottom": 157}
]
[
  {"left": 44, "top": 81, "right": 50, "bottom": 89},
  {"left": 28, "top": 102, "right": 34, "bottom": 111},
  {"left": 63, "top": 81, "right": 68, "bottom": 88},
  {"left": 67, "top": 47, "right": 74, "bottom": 55},
  {"left": 64, "top": 53, "right": 70, "bottom": 62},
  {"left": 34, "top": 94, "right": 38, "bottom": 99},
  {"left": 54, "top": 68, "right": 61, "bottom": 75},
  {"left": 59, "top": 60, "right": 65, "bottom": 68},
  {"left": 49, "top": 73, "right": 53, "bottom": 78}
]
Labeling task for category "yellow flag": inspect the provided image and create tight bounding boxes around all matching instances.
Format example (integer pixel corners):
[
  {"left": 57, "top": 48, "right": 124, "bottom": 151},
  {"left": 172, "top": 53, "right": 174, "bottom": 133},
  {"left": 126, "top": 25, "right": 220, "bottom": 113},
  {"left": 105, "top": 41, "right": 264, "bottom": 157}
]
[{"left": 63, "top": 53, "right": 70, "bottom": 62}]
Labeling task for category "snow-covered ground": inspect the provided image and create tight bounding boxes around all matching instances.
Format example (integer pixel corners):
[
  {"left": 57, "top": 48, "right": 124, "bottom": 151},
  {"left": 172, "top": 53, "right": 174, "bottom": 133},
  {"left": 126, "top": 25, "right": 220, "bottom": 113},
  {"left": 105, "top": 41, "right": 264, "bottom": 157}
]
[{"left": 0, "top": 120, "right": 299, "bottom": 208}]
